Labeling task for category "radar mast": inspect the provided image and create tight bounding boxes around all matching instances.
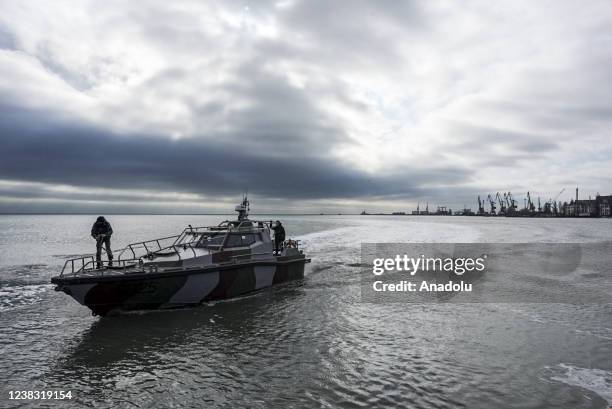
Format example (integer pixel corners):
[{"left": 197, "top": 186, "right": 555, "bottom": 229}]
[{"left": 235, "top": 194, "right": 250, "bottom": 221}]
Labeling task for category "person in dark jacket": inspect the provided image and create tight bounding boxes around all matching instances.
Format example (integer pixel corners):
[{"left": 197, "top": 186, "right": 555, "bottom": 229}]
[
  {"left": 272, "top": 220, "right": 285, "bottom": 255},
  {"left": 91, "top": 216, "right": 113, "bottom": 268}
]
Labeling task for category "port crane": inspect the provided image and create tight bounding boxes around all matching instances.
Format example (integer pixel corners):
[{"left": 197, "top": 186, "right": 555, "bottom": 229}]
[
  {"left": 507, "top": 192, "right": 516, "bottom": 211},
  {"left": 543, "top": 199, "right": 553, "bottom": 214},
  {"left": 543, "top": 188, "right": 565, "bottom": 215},
  {"left": 552, "top": 188, "right": 565, "bottom": 215},
  {"left": 487, "top": 194, "right": 497, "bottom": 215},
  {"left": 496, "top": 192, "right": 507, "bottom": 215},
  {"left": 553, "top": 188, "right": 565, "bottom": 204},
  {"left": 526, "top": 191, "right": 536, "bottom": 212},
  {"left": 477, "top": 195, "right": 485, "bottom": 215}
]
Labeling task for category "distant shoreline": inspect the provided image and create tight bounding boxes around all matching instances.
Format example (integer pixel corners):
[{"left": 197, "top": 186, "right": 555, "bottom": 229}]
[
  {"left": 0, "top": 213, "right": 361, "bottom": 216},
  {"left": 2, "top": 213, "right": 610, "bottom": 218}
]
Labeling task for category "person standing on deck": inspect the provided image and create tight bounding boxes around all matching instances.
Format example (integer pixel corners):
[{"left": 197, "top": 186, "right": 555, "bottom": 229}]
[
  {"left": 272, "top": 220, "right": 285, "bottom": 255},
  {"left": 91, "top": 216, "right": 113, "bottom": 268}
]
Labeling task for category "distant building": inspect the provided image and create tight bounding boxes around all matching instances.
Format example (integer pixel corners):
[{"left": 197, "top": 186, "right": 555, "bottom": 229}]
[
  {"left": 577, "top": 200, "right": 596, "bottom": 216},
  {"left": 596, "top": 195, "right": 612, "bottom": 217},
  {"left": 560, "top": 194, "right": 612, "bottom": 217},
  {"left": 561, "top": 200, "right": 592, "bottom": 216}
]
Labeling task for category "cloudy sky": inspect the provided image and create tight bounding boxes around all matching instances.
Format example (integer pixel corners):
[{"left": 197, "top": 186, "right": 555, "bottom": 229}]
[{"left": 1, "top": 0, "right": 611, "bottom": 213}]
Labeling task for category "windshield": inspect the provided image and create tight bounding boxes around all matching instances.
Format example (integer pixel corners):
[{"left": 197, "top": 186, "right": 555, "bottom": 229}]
[{"left": 196, "top": 233, "right": 226, "bottom": 248}]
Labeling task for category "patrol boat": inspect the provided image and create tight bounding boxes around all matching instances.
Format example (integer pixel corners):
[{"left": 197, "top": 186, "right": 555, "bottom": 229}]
[{"left": 51, "top": 197, "right": 310, "bottom": 316}]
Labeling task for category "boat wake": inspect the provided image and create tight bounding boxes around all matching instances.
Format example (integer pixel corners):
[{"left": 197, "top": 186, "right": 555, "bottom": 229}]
[
  {"left": 0, "top": 264, "right": 54, "bottom": 312},
  {"left": 0, "top": 283, "right": 51, "bottom": 312},
  {"left": 548, "top": 363, "right": 612, "bottom": 408}
]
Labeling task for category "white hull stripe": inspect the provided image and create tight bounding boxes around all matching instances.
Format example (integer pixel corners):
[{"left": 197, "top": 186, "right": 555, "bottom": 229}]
[
  {"left": 254, "top": 266, "right": 275, "bottom": 290},
  {"left": 166, "top": 271, "right": 220, "bottom": 305}
]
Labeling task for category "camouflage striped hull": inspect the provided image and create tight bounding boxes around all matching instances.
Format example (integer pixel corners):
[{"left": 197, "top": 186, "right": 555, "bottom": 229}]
[{"left": 52, "top": 256, "right": 309, "bottom": 316}]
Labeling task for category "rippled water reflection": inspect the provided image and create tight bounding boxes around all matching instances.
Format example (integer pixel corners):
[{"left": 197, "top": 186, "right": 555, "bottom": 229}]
[{"left": 1, "top": 215, "right": 611, "bottom": 408}]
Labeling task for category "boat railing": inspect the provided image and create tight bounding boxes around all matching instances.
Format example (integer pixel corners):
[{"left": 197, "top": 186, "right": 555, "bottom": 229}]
[
  {"left": 118, "top": 226, "right": 220, "bottom": 261},
  {"left": 174, "top": 220, "right": 272, "bottom": 241},
  {"left": 60, "top": 255, "right": 142, "bottom": 277},
  {"left": 59, "top": 234, "right": 182, "bottom": 277},
  {"left": 59, "top": 234, "right": 202, "bottom": 277},
  {"left": 117, "top": 234, "right": 181, "bottom": 261},
  {"left": 170, "top": 241, "right": 198, "bottom": 260},
  {"left": 59, "top": 241, "right": 201, "bottom": 276},
  {"left": 60, "top": 255, "right": 96, "bottom": 276}
]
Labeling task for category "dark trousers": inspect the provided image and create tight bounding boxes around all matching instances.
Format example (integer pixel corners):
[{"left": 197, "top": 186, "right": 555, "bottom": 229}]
[
  {"left": 96, "top": 236, "right": 113, "bottom": 266},
  {"left": 274, "top": 236, "right": 285, "bottom": 254}
]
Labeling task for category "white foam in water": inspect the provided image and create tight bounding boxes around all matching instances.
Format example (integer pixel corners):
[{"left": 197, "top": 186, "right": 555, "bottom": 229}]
[
  {"left": 0, "top": 283, "right": 51, "bottom": 312},
  {"left": 296, "top": 219, "right": 481, "bottom": 276},
  {"left": 551, "top": 364, "right": 612, "bottom": 407},
  {"left": 574, "top": 328, "right": 612, "bottom": 341},
  {"left": 297, "top": 219, "right": 481, "bottom": 250}
]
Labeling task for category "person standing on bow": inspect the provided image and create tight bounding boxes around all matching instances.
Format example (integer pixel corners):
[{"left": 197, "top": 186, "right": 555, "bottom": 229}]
[
  {"left": 91, "top": 216, "right": 114, "bottom": 268},
  {"left": 272, "top": 220, "right": 285, "bottom": 255}
]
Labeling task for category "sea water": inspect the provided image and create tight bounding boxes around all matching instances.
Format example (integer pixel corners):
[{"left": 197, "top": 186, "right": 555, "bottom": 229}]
[{"left": 0, "top": 215, "right": 611, "bottom": 408}]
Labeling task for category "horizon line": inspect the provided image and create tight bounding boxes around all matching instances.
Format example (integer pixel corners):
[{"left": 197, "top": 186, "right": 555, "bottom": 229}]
[{"left": 0, "top": 212, "right": 361, "bottom": 216}]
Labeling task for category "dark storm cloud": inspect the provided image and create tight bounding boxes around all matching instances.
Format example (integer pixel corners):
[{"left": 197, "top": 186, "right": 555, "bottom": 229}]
[{"left": 0, "top": 103, "right": 471, "bottom": 201}]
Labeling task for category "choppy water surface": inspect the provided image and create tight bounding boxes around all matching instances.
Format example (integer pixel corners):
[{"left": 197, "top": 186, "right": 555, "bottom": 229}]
[{"left": 1, "top": 215, "right": 611, "bottom": 408}]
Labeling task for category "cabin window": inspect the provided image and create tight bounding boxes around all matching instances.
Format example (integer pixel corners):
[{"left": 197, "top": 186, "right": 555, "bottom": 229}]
[
  {"left": 225, "top": 233, "right": 258, "bottom": 248},
  {"left": 197, "top": 233, "right": 225, "bottom": 248}
]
